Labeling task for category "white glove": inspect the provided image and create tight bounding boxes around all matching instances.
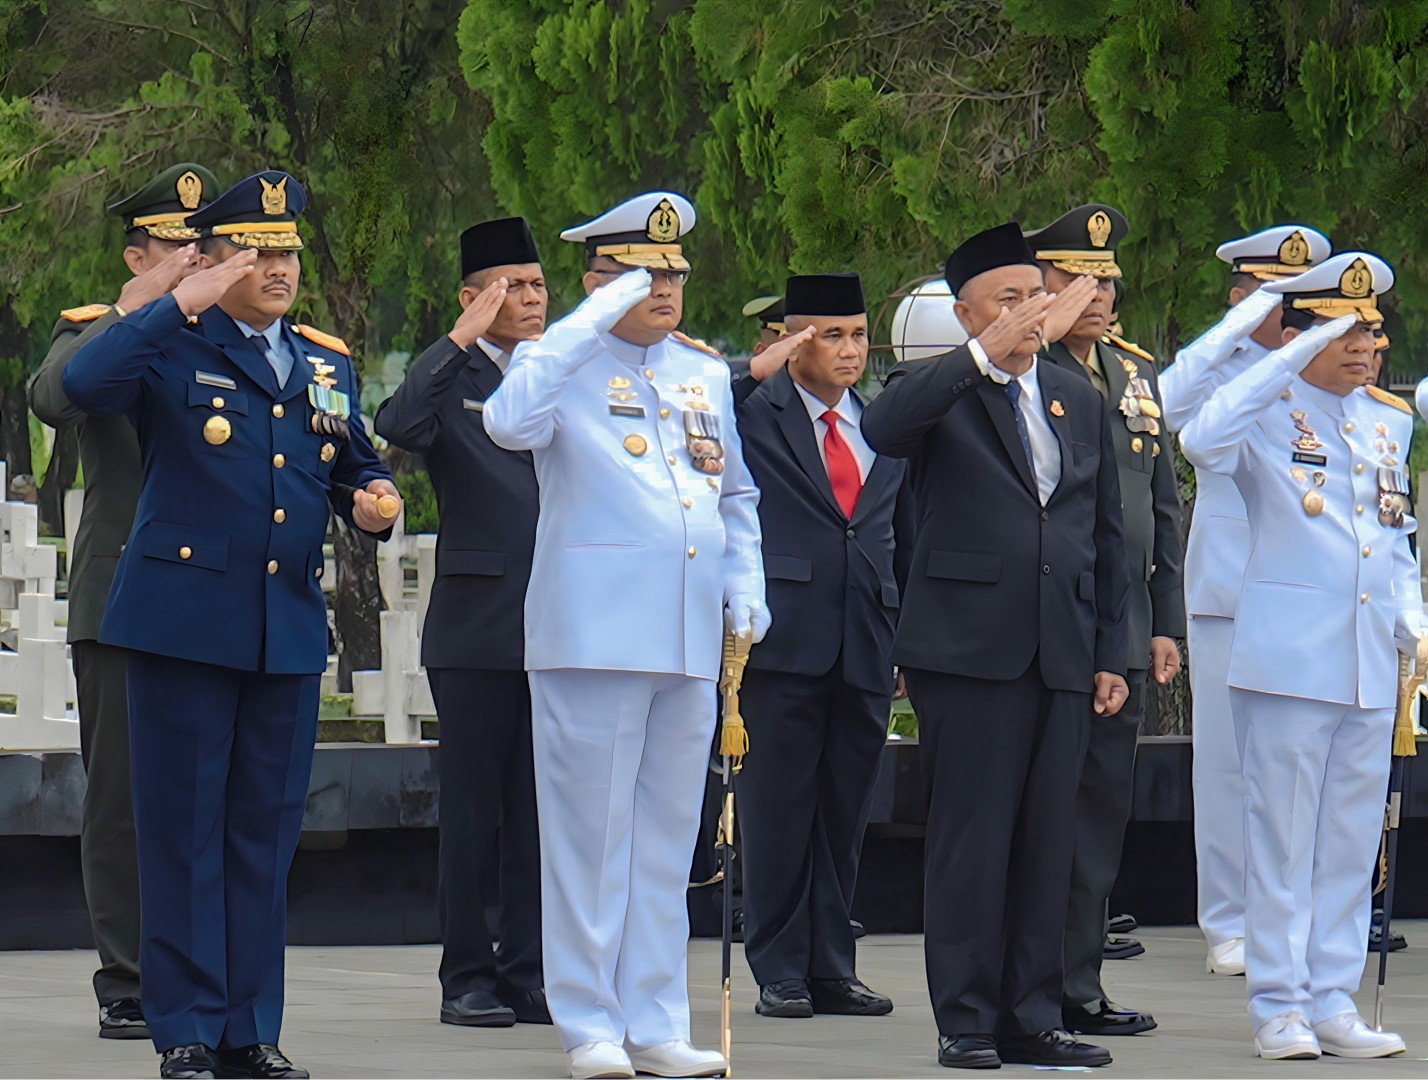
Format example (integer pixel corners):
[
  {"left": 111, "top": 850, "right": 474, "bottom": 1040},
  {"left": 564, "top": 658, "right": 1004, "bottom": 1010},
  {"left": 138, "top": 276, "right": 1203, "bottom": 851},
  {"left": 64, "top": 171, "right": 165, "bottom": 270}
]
[
  {"left": 528, "top": 268, "right": 652, "bottom": 366},
  {"left": 724, "top": 594, "right": 772, "bottom": 644},
  {"left": 1267, "top": 314, "right": 1357, "bottom": 374},
  {"left": 1174, "top": 288, "right": 1280, "bottom": 369}
]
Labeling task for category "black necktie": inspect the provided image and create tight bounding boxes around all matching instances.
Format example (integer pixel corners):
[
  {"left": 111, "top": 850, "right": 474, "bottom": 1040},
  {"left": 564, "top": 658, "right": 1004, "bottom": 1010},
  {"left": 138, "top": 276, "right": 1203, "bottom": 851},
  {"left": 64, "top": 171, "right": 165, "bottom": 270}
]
[{"left": 1004, "top": 379, "right": 1036, "bottom": 475}]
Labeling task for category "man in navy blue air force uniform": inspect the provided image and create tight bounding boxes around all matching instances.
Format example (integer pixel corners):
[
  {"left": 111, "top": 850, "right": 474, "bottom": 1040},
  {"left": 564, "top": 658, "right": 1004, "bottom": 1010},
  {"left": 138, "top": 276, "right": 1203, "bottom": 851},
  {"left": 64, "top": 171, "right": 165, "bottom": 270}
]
[{"left": 62, "top": 171, "right": 399, "bottom": 1080}]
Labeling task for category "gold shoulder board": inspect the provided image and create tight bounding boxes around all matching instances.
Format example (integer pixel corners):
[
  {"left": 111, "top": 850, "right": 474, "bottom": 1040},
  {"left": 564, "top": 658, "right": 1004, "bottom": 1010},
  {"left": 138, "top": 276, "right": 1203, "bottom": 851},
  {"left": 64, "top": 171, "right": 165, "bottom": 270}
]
[
  {"left": 1102, "top": 331, "right": 1156, "bottom": 364},
  {"left": 60, "top": 304, "right": 112, "bottom": 323},
  {"left": 294, "top": 323, "right": 351, "bottom": 356},
  {"left": 1367, "top": 385, "right": 1412, "bottom": 414},
  {"left": 671, "top": 330, "right": 723, "bottom": 358}
]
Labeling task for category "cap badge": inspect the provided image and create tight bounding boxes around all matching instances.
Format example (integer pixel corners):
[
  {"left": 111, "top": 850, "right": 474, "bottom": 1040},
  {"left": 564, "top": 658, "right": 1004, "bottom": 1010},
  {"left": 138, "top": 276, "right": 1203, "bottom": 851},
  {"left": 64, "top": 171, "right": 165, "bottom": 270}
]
[
  {"left": 1341, "top": 257, "right": 1372, "bottom": 299},
  {"left": 646, "top": 198, "right": 680, "bottom": 243},
  {"left": 260, "top": 176, "right": 289, "bottom": 216},
  {"left": 1278, "top": 231, "right": 1309, "bottom": 267},
  {"left": 1087, "top": 211, "right": 1112, "bottom": 249},
  {"left": 176, "top": 171, "right": 203, "bottom": 210}
]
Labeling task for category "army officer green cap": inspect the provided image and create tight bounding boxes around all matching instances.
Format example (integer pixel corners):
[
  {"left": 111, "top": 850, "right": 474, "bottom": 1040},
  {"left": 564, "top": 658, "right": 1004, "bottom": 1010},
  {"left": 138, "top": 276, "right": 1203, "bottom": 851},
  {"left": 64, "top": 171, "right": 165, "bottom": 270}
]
[{"left": 108, "top": 163, "right": 220, "bottom": 242}]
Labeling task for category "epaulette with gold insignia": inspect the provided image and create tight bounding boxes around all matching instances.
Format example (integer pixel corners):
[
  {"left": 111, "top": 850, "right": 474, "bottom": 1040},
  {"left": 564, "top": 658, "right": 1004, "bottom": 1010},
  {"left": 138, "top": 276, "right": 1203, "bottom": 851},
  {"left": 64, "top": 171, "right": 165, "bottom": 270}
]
[
  {"left": 293, "top": 323, "right": 350, "bottom": 356},
  {"left": 671, "top": 330, "right": 723, "bottom": 359},
  {"left": 1367, "top": 385, "right": 1412, "bottom": 414},
  {"left": 60, "top": 304, "right": 112, "bottom": 323},
  {"left": 1102, "top": 331, "right": 1155, "bottom": 365}
]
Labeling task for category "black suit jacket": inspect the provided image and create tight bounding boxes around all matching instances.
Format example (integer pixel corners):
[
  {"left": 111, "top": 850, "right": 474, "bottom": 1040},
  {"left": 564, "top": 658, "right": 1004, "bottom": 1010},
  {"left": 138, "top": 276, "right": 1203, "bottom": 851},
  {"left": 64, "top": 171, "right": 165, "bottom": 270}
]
[
  {"left": 861, "top": 346, "right": 1129, "bottom": 692},
  {"left": 373, "top": 336, "right": 537, "bottom": 671},
  {"left": 1044, "top": 339, "right": 1185, "bottom": 670},
  {"left": 732, "top": 370, "right": 911, "bottom": 693}
]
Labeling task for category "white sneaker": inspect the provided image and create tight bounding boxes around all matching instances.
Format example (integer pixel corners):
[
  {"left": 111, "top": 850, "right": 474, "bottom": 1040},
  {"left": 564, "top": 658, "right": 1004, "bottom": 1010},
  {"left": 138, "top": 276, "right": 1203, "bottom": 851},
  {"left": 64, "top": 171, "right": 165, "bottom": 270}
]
[
  {"left": 568, "top": 1041, "right": 636, "bottom": 1080},
  {"left": 626, "top": 1040, "right": 727, "bottom": 1078},
  {"left": 1255, "top": 1011, "right": 1321, "bottom": 1060},
  {"left": 1206, "top": 937, "right": 1246, "bottom": 976},
  {"left": 1313, "top": 1012, "right": 1407, "bottom": 1058}
]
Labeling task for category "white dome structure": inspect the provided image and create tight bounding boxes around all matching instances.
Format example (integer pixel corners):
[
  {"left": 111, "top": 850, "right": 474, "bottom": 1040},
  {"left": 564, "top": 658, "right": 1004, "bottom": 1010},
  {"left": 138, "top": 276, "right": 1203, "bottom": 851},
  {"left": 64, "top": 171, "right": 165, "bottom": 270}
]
[{"left": 889, "top": 279, "right": 968, "bottom": 362}]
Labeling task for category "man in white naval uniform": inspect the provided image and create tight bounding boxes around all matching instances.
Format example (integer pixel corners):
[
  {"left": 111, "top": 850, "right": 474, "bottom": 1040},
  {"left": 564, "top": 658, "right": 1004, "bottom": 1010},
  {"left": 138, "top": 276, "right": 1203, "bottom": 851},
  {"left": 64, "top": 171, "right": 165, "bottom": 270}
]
[
  {"left": 1159, "top": 225, "right": 1330, "bottom": 976},
  {"left": 484, "top": 191, "right": 767, "bottom": 1080},
  {"left": 1181, "top": 251, "right": 1419, "bottom": 1061}
]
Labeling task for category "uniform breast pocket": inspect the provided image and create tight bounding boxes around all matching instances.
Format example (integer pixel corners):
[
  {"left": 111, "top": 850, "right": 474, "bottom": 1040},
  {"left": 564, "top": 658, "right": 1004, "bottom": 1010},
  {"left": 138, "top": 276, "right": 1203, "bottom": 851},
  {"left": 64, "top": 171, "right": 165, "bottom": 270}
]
[
  {"left": 186, "top": 382, "right": 249, "bottom": 450},
  {"left": 137, "top": 520, "right": 230, "bottom": 572}
]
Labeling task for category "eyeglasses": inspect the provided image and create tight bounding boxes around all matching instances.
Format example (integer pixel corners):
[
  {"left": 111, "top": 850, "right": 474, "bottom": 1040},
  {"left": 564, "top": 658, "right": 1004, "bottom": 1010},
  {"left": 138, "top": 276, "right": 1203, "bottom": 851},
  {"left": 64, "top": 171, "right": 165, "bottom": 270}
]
[{"left": 591, "top": 267, "right": 690, "bottom": 287}]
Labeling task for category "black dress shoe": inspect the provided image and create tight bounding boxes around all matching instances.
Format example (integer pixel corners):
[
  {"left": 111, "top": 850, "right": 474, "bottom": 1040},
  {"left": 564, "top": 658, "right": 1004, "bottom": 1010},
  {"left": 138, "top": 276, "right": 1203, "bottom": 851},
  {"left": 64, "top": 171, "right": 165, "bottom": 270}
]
[
  {"left": 999, "top": 1030, "right": 1111, "bottom": 1068},
  {"left": 938, "top": 1034, "right": 1000, "bottom": 1069},
  {"left": 502, "top": 987, "right": 553, "bottom": 1024},
  {"left": 161, "top": 1044, "right": 220, "bottom": 1079},
  {"left": 99, "top": 996, "right": 150, "bottom": 1040},
  {"left": 756, "top": 979, "right": 813, "bottom": 1018},
  {"left": 215, "top": 1044, "right": 308, "bottom": 1079},
  {"left": 850, "top": 919, "right": 867, "bottom": 940},
  {"left": 440, "top": 990, "right": 517, "bottom": 1027},
  {"left": 810, "top": 977, "right": 893, "bottom": 1016},
  {"left": 1108, "top": 913, "right": 1138, "bottom": 935},
  {"left": 1063, "top": 998, "right": 1158, "bottom": 1036},
  {"left": 1370, "top": 909, "right": 1408, "bottom": 951},
  {"left": 1102, "top": 935, "right": 1145, "bottom": 960}
]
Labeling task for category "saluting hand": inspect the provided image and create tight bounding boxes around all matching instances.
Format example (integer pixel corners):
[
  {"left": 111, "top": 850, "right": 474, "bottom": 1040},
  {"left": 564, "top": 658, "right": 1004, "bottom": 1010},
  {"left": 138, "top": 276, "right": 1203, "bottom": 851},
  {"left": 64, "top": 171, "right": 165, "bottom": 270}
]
[
  {"left": 749, "top": 325, "right": 816, "bottom": 381},
  {"left": 974, "top": 293, "right": 1054, "bottom": 372},
  {"left": 1040, "top": 275, "right": 1100, "bottom": 344},
  {"left": 1150, "top": 636, "right": 1181, "bottom": 685},
  {"left": 352, "top": 478, "right": 402, "bottom": 534},
  {"left": 448, "top": 277, "right": 508, "bottom": 350},
  {"left": 117, "top": 243, "right": 203, "bottom": 314},
  {"left": 1093, "top": 671, "right": 1129, "bottom": 716},
  {"left": 171, "top": 250, "right": 259, "bottom": 317}
]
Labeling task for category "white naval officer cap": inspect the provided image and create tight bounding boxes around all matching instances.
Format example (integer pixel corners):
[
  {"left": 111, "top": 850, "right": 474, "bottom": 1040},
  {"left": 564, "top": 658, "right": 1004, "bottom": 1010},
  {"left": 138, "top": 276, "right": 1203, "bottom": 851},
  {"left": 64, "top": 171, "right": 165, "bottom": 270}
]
[
  {"left": 1261, "top": 251, "right": 1394, "bottom": 323},
  {"left": 560, "top": 191, "right": 696, "bottom": 271},
  {"left": 889, "top": 279, "right": 968, "bottom": 362},
  {"left": 1215, "top": 224, "right": 1331, "bottom": 280}
]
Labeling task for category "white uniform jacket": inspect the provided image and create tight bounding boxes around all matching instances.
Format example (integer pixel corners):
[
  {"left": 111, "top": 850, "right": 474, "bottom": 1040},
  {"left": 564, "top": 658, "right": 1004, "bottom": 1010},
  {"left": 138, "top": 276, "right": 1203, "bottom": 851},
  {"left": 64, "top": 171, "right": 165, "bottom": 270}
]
[
  {"left": 1181, "top": 354, "right": 1421, "bottom": 709},
  {"left": 1162, "top": 338, "right": 1270, "bottom": 617},
  {"left": 484, "top": 330, "right": 764, "bottom": 680}
]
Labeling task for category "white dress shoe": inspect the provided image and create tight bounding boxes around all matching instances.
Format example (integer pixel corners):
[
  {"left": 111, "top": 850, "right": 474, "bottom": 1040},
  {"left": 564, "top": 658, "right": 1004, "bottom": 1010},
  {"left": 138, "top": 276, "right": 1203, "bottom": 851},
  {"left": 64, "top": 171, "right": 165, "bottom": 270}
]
[
  {"left": 568, "top": 1041, "right": 636, "bottom": 1080},
  {"left": 1255, "top": 1011, "right": 1320, "bottom": 1060},
  {"left": 1313, "top": 1012, "right": 1407, "bottom": 1058},
  {"left": 626, "top": 1040, "right": 727, "bottom": 1078},
  {"left": 1206, "top": 937, "right": 1246, "bottom": 976}
]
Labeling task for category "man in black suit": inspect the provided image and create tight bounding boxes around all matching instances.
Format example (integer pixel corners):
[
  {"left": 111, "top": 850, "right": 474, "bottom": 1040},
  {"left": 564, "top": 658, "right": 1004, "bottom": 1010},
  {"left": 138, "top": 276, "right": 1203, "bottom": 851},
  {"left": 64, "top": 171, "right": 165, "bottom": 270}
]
[
  {"left": 862, "top": 223, "right": 1130, "bottom": 1070},
  {"left": 373, "top": 218, "right": 550, "bottom": 1028},
  {"left": 1027, "top": 205, "right": 1185, "bottom": 1037},
  {"left": 731, "top": 273, "right": 907, "bottom": 1020}
]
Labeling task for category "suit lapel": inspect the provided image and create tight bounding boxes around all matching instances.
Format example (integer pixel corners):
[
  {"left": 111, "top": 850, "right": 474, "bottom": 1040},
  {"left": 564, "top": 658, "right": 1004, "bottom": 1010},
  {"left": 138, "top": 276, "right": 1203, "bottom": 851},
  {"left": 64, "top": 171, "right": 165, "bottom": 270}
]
[
  {"left": 1038, "top": 363, "right": 1074, "bottom": 503},
  {"left": 468, "top": 346, "right": 505, "bottom": 400},
  {"left": 849, "top": 387, "right": 894, "bottom": 526},
  {"left": 199, "top": 309, "right": 280, "bottom": 397},
  {"left": 277, "top": 323, "right": 329, "bottom": 404},
  {"left": 770, "top": 370, "right": 844, "bottom": 518},
  {"left": 975, "top": 378, "right": 1037, "bottom": 496}
]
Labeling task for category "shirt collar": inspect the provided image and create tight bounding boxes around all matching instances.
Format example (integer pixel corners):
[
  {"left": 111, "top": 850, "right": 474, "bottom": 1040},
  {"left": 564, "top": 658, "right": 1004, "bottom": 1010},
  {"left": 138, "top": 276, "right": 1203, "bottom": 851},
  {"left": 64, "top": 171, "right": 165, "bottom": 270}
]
[
  {"left": 600, "top": 331, "right": 649, "bottom": 367},
  {"left": 793, "top": 378, "right": 858, "bottom": 425},
  {"left": 1294, "top": 375, "right": 1348, "bottom": 417},
  {"left": 234, "top": 317, "right": 284, "bottom": 353},
  {"left": 1016, "top": 356, "right": 1041, "bottom": 396},
  {"left": 477, "top": 337, "right": 511, "bottom": 372}
]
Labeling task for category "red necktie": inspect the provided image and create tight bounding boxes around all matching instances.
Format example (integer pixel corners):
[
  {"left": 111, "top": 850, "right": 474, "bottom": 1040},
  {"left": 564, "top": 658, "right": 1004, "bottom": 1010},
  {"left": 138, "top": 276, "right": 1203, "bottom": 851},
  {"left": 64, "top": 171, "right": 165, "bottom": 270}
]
[{"left": 821, "top": 409, "right": 863, "bottom": 518}]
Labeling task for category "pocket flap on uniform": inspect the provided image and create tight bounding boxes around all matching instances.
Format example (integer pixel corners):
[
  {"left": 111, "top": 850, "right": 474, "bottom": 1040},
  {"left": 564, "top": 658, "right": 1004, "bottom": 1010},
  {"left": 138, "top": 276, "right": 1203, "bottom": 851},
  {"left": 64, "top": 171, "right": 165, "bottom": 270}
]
[
  {"left": 926, "top": 550, "right": 1002, "bottom": 582},
  {"left": 187, "top": 381, "right": 249, "bottom": 415},
  {"left": 1078, "top": 570, "right": 1096, "bottom": 601},
  {"left": 880, "top": 580, "right": 901, "bottom": 608},
  {"left": 439, "top": 549, "right": 506, "bottom": 577},
  {"left": 138, "top": 521, "right": 230, "bottom": 571},
  {"left": 764, "top": 554, "right": 812, "bottom": 581}
]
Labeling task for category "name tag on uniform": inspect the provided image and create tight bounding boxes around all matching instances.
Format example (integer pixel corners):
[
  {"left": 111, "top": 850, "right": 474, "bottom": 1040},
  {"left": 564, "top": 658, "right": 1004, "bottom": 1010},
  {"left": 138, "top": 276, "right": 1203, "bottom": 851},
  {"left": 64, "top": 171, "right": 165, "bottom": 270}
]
[
  {"left": 609, "top": 404, "right": 645, "bottom": 418},
  {"left": 195, "top": 371, "right": 237, "bottom": 390},
  {"left": 463, "top": 398, "right": 484, "bottom": 412},
  {"left": 1292, "top": 451, "right": 1327, "bottom": 466}
]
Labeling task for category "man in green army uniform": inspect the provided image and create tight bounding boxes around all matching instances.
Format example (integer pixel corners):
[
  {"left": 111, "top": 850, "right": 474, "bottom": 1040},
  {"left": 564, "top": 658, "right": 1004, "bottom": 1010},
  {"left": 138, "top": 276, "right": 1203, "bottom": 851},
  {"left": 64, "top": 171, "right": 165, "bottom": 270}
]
[
  {"left": 30, "top": 163, "right": 219, "bottom": 1041},
  {"left": 1024, "top": 205, "right": 1186, "bottom": 1039}
]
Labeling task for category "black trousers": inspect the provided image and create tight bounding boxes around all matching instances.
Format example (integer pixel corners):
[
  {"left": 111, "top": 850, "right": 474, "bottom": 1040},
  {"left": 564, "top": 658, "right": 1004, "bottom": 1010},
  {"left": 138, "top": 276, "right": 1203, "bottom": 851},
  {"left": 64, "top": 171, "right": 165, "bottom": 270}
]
[
  {"left": 736, "top": 664, "right": 891, "bottom": 985},
  {"left": 72, "top": 639, "right": 142, "bottom": 1005},
  {"left": 428, "top": 668, "right": 542, "bottom": 999},
  {"left": 1063, "top": 670, "right": 1147, "bottom": 1007},
  {"left": 908, "top": 664, "right": 1090, "bottom": 1038}
]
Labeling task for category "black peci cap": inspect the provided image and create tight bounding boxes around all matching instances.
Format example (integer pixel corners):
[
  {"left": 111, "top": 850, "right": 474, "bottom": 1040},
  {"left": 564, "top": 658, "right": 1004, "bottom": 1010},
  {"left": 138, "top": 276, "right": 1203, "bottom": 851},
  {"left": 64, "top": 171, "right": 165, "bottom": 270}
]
[
  {"left": 460, "top": 217, "right": 542, "bottom": 278},
  {"left": 944, "top": 222, "right": 1039, "bottom": 294},
  {"left": 783, "top": 273, "right": 866, "bottom": 317}
]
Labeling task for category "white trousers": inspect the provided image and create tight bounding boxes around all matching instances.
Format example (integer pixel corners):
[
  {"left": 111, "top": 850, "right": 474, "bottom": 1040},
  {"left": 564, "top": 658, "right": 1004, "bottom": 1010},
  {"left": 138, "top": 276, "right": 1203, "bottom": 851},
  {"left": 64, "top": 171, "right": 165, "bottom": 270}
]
[
  {"left": 1190, "top": 614, "right": 1246, "bottom": 946},
  {"left": 1231, "top": 688, "right": 1391, "bottom": 1030},
  {"left": 528, "top": 668, "right": 715, "bottom": 1052}
]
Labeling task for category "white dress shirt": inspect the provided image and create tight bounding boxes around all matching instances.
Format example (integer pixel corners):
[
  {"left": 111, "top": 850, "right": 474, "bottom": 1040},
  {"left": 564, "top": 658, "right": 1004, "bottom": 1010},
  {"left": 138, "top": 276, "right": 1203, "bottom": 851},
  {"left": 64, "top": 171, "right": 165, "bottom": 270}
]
[
  {"left": 478, "top": 336, "right": 512, "bottom": 373},
  {"left": 792, "top": 379, "right": 876, "bottom": 481},
  {"left": 968, "top": 338, "right": 1062, "bottom": 504}
]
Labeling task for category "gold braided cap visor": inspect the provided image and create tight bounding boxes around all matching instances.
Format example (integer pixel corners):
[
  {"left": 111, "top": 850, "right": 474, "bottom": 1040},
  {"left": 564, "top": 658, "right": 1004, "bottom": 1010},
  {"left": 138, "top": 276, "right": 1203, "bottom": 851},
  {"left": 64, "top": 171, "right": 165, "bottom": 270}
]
[
  {"left": 595, "top": 242, "right": 689, "bottom": 271},
  {"left": 1236, "top": 261, "right": 1314, "bottom": 281},
  {"left": 1291, "top": 297, "right": 1382, "bottom": 323},
  {"left": 130, "top": 211, "right": 202, "bottom": 241},
  {"left": 1034, "top": 249, "right": 1122, "bottom": 279},
  {"left": 211, "top": 221, "right": 304, "bottom": 250}
]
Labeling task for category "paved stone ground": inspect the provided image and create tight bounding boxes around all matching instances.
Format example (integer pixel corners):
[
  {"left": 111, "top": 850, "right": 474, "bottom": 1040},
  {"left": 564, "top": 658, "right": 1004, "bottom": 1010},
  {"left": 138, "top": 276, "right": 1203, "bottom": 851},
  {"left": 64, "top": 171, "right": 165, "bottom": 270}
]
[{"left": 5, "top": 927, "right": 1428, "bottom": 1078}]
